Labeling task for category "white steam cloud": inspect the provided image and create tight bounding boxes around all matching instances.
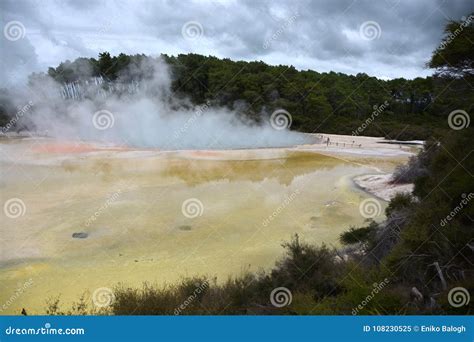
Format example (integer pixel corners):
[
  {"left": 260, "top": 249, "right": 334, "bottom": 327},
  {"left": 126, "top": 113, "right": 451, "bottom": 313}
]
[{"left": 5, "top": 57, "right": 314, "bottom": 149}]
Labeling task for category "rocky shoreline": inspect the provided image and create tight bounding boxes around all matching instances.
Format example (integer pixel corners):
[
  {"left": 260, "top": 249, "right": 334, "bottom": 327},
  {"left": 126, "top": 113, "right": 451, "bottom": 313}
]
[{"left": 353, "top": 173, "right": 414, "bottom": 201}]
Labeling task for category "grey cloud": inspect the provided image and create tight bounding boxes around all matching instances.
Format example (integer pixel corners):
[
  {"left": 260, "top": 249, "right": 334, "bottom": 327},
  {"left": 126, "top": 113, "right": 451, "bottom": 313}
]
[{"left": 1, "top": 0, "right": 473, "bottom": 84}]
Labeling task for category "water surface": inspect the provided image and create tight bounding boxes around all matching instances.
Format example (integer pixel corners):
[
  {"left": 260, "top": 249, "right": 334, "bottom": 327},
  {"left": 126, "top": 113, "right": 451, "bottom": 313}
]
[{"left": 0, "top": 138, "right": 402, "bottom": 314}]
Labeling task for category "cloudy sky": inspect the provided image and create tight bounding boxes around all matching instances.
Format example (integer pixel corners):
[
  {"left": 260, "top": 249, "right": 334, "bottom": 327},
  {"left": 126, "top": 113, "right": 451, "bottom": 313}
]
[{"left": 1, "top": 0, "right": 473, "bottom": 86}]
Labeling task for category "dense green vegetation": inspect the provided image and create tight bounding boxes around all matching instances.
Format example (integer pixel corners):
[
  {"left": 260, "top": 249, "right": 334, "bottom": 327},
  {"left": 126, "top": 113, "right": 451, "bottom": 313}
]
[
  {"left": 32, "top": 14, "right": 471, "bottom": 141},
  {"left": 2, "top": 15, "right": 473, "bottom": 142},
  {"left": 40, "top": 52, "right": 445, "bottom": 140},
  {"left": 34, "top": 14, "right": 473, "bottom": 315}
]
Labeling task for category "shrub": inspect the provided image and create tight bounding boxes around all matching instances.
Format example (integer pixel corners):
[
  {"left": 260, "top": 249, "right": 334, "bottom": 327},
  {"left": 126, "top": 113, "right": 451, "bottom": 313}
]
[
  {"left": 385, "top": 193, "right": 415, "bottom": 217},
  {"left": 340, "top": 223, "right": 376, "bottom": 245},
  {"left": 270, "top": 234, "right": 344, "bottom": 298}
]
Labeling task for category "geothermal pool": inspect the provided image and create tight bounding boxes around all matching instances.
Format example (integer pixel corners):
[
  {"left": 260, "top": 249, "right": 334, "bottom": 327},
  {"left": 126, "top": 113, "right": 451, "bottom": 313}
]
[{"left": 0, "top": 137, "right": 407, "bottom": 314}]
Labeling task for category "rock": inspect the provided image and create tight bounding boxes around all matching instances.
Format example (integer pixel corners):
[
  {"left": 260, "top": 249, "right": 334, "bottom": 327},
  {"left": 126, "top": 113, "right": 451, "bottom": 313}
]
[
  {"left": 72, "top": 232, "right": 88, "bottom": 239},
  {"left": 324, "top": 200, "right": 340, "bottom": 207},
  {"left": 410, "top": 287, "right": 423, "bottom": 302},
  {"left": 428, "top": 297, "right": 438, "bottom": 309}
]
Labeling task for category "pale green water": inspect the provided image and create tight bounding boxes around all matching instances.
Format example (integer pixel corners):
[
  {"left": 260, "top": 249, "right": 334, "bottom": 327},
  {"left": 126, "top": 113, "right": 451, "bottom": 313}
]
[{"left": 0, "top": 138, "right": 402, "bottom": 314}]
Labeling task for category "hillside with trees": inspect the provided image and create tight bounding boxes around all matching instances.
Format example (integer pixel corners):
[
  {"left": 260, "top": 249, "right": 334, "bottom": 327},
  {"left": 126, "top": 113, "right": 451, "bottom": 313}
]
[{"left": 38, "top": 14, "right": 472, "bottom": 141}]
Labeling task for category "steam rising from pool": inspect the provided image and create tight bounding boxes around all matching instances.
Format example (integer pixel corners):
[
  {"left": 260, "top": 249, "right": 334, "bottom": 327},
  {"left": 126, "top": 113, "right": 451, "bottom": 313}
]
[{"left": 12, "top": 58, "right": 315, "bottom": 150}]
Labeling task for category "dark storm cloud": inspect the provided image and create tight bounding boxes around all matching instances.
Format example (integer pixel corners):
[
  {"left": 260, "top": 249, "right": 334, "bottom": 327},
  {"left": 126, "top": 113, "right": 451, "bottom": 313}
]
[{"left": 1, "top": 0, "right": 473, "bottom": 86}]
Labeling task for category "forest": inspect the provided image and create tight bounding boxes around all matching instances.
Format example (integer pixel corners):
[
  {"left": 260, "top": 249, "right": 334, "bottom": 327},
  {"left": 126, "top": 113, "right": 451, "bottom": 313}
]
[{"left": 11, "top": 13, "right": 469, "bottom": 141}]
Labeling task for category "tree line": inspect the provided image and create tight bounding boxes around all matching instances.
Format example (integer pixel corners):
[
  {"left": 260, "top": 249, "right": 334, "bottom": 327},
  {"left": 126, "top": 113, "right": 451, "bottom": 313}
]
[
  {"left": 0, "top": 13, "right": 470, "bottom": 140},
  {"left": 40, "top": 13, "right": 472, "bottom": 140}
]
